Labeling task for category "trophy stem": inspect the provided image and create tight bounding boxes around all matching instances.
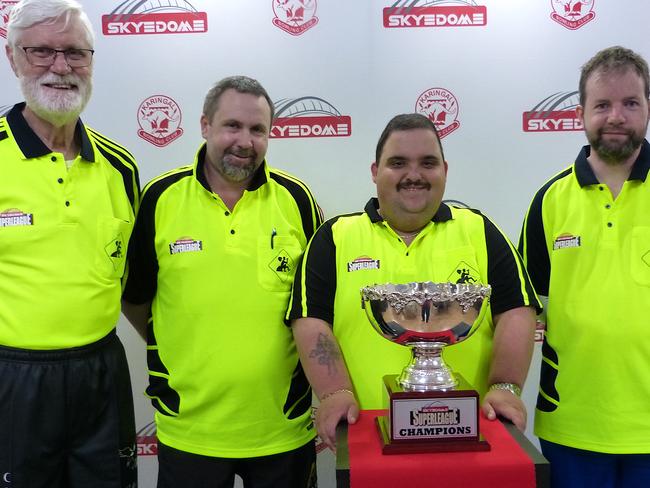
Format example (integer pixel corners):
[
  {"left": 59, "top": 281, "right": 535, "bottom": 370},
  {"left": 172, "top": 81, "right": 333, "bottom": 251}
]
[{"left": 398, "top": 342, "right": 457, "bottom": 391}]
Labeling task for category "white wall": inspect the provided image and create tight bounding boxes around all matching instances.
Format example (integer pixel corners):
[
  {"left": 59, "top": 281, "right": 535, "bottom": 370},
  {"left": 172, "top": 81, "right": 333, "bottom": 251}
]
[{"left": 2, "top": 1, "right": 648, "bottom": 486}]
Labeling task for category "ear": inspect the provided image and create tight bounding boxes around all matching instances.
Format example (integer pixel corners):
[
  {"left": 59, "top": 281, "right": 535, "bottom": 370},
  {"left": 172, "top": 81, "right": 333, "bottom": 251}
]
[
  {"left": 371, "top": 161, "right": 378, "bottom": 183},
  {"left": 576, "top": 105, "right": 584, "bottom": 125},
  {"left": 200, "top": 114, "right": 210, "bottom": 139},
  {"left": 443, "top": 160, "right": 449, "bottom": 176},
  {"left": 5, "top": 44, "right": 18, "bottom": 76}
]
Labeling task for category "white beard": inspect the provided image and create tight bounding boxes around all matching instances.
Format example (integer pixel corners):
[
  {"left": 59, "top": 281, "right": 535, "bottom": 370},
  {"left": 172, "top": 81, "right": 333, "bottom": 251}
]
[{"left": 19, "top": 72, "right": 92, "bottom": 127}]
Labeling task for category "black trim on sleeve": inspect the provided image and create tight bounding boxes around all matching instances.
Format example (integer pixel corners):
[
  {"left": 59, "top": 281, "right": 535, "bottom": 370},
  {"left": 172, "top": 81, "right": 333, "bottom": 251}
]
[
  {"left": 476, "top": 210, "right": 541, "bottom": 315},
  {"left": 287, "top": 216, "right": 344, "bottom": 325},
  {"left": 518, "top": 168, "right": 572, "bottom": 296},
  {"left": 270, "top": 171, "right": 322, "bottom": 240},
  {"left": 94, "top": 142, "right": 140, "bottom": 213},
  {"left": 123, "top": 169, "right": 193, "bottom": 304}
]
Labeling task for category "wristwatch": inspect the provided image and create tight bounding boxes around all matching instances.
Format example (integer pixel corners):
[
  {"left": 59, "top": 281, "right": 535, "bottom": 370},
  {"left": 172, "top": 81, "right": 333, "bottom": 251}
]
[{"left": 489, "top": 382, "right": 522, "bottom": 397}]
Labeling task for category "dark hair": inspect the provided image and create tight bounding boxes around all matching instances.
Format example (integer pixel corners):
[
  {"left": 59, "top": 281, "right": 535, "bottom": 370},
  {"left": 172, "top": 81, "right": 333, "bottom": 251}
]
[
  {"left": 579, "top": 46, "right": 650, "bottom": 106},
  {"left": 375, "top": 113, "right": 445, "bottom": 163},
  {"left": 203, "top": 75, "right": 274, "bottom": 122}
]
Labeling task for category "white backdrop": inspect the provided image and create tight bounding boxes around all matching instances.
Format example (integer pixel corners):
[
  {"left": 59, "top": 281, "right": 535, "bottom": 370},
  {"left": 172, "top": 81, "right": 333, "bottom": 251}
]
[{"left": 2, "top": 1, "right": 648, "bottom": 486}]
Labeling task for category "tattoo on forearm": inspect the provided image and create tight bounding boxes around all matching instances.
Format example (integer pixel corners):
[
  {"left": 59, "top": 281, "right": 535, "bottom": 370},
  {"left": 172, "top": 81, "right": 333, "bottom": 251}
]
[{"left": 309, "top": 333, "right": 341, "bottom": 376}]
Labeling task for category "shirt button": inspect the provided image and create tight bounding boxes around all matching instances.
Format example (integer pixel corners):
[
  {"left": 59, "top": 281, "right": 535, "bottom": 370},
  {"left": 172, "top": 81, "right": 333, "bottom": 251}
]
[
  {"left": 605, "top": 204, "right": 611, "bottom": 209},
  {"left": 57, "top": 178, "right": 64, "bottom": 184},
  {"left": 225, "top": 211, "right": 230, "bottom": 216},
  {"left": 599, "top": 186, "right": 604, "bottom": 191},
  {"left": 65, "top": 201, "right": 70, "bottom": 207},
  {"left": 607, "top": 222, "right": 613, "bottom": 227},
  {"left": 51, "top": 156, "right": 57, "bottom": 162},
  {"left": 230, "top": 229, "right": 235, "bottom": 235}
]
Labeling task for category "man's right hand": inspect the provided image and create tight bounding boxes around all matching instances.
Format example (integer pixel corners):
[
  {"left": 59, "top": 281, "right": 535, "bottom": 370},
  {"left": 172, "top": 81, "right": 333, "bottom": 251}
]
[{"left": 315, "top": 390, "right": 359, "bottom": 452}]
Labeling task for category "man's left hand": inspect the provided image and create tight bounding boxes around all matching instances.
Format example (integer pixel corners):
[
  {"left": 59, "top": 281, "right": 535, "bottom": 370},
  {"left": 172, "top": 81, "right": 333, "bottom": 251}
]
[{"left": 481, "top": 389, "right": 527, "bottom": 431}]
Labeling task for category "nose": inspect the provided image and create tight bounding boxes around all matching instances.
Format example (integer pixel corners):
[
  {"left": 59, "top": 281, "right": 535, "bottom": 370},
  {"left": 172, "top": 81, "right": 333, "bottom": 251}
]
[
  {"left": 50, "top": 51, "right": 72, "bottom": 74},
  {"left": 607, "top": 104, "right": 626, "bottom": 125},
  {"left": 236, "top": 129, "right": 254, "bottom": 149},
  {"left": 405, "top": 162, "right": 422, "bottom": 180}
]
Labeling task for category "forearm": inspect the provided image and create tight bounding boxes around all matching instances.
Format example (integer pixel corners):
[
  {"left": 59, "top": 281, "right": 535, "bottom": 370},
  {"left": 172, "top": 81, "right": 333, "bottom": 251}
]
[
  {"left": 292, "top": 317, "right": 354, "bottom": 399},
  {"left": 488, "top": 306, "right": 536, "bottom": 388},
  {"left": 121, "top": 299, "right": 151, "bottom": 341}
]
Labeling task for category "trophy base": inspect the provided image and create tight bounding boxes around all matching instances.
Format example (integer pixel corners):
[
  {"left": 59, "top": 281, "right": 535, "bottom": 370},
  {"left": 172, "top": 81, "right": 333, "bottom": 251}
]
[
  {"left": 379, "top": 374, "right": 491, "bottom": 454},
  {"left": 375, "top": 415, "right": 490, "bottom": 454}
]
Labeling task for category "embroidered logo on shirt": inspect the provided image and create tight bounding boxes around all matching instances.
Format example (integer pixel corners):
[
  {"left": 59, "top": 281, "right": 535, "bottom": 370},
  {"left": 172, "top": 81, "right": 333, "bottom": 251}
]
[
  {"left": 553, "top": 234, "right": 581, "bottom": 250},
  {"left": 347, "top": 256, "right": 380, "bottom": 272},
  {"left": 104, "top": 233, "right": 125, "bottom": 270},
  {"left": 448, "top": 261, "right": 479, "bottom": 284},
  {"left": 0, "top": 209, "right": 33, "bottom": 227},
  {"left": 169, "top": 237, "right": 203, "bottom": 254},
  {"left": 268, "top": 249, "right": 294, "bottom": 283}
]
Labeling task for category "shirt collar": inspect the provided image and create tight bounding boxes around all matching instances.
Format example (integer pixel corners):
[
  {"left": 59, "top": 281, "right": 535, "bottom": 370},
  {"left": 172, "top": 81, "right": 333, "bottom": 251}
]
[
  {"left": 194, "top": 142, "right": 269, "bottom": 193},
  {"left": 574, "top": 139, "right": 650, "bottom": 187},
  {"left": 364, "top": 197, "right": 453, "bottom": 224},
  {"left": 6, "top": 102, "right": 95, "bottom": 162}
]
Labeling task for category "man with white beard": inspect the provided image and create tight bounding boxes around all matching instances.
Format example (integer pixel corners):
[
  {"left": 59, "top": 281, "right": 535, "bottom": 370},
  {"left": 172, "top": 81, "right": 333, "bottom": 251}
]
[{"left": 0, "top": 1, "right": 140, "bottom": 487}]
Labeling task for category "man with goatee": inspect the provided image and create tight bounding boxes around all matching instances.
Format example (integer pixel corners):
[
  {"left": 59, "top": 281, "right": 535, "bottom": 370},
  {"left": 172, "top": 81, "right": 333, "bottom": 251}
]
[
  {"left": 0, "top": 1, "right": 140, "bottom": 486},
  {"left": 520, "top": 46, "right": 650, "bottom": 488}
]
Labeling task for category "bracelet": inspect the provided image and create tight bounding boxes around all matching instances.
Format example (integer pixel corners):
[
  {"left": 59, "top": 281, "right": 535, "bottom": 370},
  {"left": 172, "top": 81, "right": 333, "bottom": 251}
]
[
  {"left": 489, "top": 382, "right": 522, "bottom": 397},
  {"left": 319, "top": 389, "right": 354, "bottom": 402}
]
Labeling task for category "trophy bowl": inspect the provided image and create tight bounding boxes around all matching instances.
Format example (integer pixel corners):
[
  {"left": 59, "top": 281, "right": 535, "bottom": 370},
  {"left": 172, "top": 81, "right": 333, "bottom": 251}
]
[{"left": 361, "top": 282, "right": 491, "bottom": 391}]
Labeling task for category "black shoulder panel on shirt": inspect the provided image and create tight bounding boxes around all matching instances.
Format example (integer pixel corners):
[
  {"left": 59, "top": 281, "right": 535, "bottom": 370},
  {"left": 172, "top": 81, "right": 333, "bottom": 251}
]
[
  {"left": 91, "top": 131, "right": 141, "bottom": 212},
  {"left": 269, "top": 171, "right": 321, "bottom": 240},
  {"left": 122, "top": 168, "right": 193, "bottom": 305},
  {"left": 519, "top": 167, "right": 573, "bottom": 296}
]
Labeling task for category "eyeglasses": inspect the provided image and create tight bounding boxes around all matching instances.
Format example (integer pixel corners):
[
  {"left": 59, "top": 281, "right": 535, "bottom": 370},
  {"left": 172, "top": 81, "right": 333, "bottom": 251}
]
[{"left": 20, "top": 46, "right": 94, "bottom": 68}]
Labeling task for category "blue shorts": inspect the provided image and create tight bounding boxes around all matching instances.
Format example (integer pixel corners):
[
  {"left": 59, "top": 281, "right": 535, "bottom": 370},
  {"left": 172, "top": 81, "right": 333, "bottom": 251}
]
[
  {"left": 0, "top": 330, "right": 137, "bottom": 488},
  {"left": 540, "top": 439, "right": 650, "bottom": 488}
]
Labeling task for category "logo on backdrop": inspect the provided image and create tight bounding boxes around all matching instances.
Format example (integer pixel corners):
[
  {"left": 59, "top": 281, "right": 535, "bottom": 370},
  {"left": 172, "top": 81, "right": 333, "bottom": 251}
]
[
  {"left": 136, "top": 421, "right": 158, "bottom": 456},
  {"left": 0, "top": 1, "right": 18, "bottom": 38},
  {"left": 272, "top": 0, "right": 319, "bottom": 35},
  {"left": 270, "top": 96, "right": 351, "bottom": 138},
  {"left": 523, "top": 91, "right": 582, "bottom": 132},
  {"left": 442, "top": 199, "right": 469, "bottom": 209},
  {"left": 415, "top": 87, "right": 460, "bottom": 138},
  {"left": 383, "top": 0, "right": 487, "bottom": 28},
  {"left": 137, "top": 95, "right": 184, "bottom": 147},
  {"left": 102, "top": 0, "right": 208, "bottom": 35},
  {"left": 550, "top": 0, "right": 595, "bottom": 30}
]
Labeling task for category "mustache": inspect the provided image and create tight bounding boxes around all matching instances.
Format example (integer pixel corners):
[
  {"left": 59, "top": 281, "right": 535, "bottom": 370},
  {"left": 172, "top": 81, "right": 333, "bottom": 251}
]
[
  {"left": 226, "top": 148, "right": 256, "bottom": 158},
  {"left": 599, "top": 127, "right": 633, "bottom": 136},
  {"left": 38, "top": 73, "right": 81, "bottom": 86},
  {"left": 397, "top": 180, "right": 431, "bottom": 191}
]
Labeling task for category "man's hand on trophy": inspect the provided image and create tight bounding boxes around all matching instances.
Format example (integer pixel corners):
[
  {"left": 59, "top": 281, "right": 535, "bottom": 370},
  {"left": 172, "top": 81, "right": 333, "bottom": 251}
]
[
  {"left": 482, "top": 387, "right": 527, "bottom": 431},
  {"left": 316, "top": 390, "right": 359, "bottom": 452}
]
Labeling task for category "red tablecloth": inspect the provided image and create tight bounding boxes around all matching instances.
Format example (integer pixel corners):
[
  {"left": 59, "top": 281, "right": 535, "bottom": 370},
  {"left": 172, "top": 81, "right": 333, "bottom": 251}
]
[{"left": 348, "top": 409, "right": 536, "bottom": 488}]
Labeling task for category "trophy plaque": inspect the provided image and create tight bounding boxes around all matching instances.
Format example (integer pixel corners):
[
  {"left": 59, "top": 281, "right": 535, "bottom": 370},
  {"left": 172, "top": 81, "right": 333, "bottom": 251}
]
[{"left": 361, "top": 282, "right": 491, "bottom": 454}]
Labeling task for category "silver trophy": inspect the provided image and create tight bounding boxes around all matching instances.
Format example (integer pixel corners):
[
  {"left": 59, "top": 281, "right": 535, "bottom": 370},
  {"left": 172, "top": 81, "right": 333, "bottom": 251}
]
[{"left": 360, "top": 282, "right": 492, "bottom": 453}]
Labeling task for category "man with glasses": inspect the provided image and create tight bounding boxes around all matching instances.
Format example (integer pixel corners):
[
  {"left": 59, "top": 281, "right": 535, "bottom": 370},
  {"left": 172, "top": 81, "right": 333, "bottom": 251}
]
[{"left": 0, "top": 1, "right": 140, "bottom": 487}]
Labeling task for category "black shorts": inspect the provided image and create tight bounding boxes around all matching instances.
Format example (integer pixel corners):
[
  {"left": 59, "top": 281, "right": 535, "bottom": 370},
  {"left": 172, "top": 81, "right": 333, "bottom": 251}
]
[
  {"left": 0, "top": 330, "right": 137, "bottom": 488},
  {"left": 157, "top": 440, "right": 317, "bottom": 488}
]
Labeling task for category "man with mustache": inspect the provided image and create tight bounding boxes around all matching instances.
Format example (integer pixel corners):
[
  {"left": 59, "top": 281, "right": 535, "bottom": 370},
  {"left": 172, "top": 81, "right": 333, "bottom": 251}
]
[
  {"left": 288, "top": 113, "right": 540, "bottom": 451},
  {"left": 519, "top": 46, "right": 650, "bottom": 488},
  {"left": 0, "top": 0, "right": 139, "bottom": 487},
  {"left": 122, "top": 76, "right": 321, "bottom": 488}
]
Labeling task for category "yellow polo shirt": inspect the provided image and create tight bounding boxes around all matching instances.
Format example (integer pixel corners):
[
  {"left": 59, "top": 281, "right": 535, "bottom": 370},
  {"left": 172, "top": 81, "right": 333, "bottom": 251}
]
[{"left": 0, "top": 103, "right": 139, "bottom": 349}]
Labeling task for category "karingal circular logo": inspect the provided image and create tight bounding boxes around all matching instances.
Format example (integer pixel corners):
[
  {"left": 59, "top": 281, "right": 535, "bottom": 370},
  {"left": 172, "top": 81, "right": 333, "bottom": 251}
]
[
  {"left": 415, "top": 87, "right": 460, "bottom": 138},
  {"left": 137, "top": 95, "right": 184, "bottom": 147}
]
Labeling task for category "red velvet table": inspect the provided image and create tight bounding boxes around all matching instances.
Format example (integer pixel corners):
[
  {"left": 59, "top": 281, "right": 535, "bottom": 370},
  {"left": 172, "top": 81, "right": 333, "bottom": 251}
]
[{"left": 335, "top": 409, "right": 549, "bottom": 488}]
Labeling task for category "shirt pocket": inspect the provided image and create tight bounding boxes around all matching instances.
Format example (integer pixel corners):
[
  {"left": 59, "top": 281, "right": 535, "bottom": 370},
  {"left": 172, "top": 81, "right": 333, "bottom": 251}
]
[
  {"left": 95, "top": 216, "right": 132, "bottom": 280},
  {"left": 630, "top": 226, "right": 650, "bottom": 286},
  {"left": 257, "top": 235, "right": 303, "bottom": 292}
]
